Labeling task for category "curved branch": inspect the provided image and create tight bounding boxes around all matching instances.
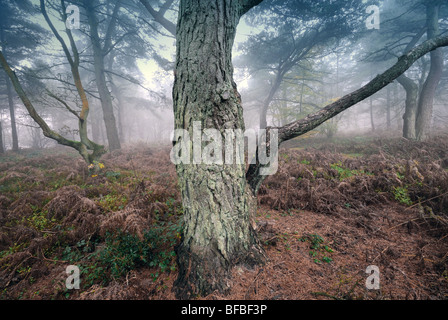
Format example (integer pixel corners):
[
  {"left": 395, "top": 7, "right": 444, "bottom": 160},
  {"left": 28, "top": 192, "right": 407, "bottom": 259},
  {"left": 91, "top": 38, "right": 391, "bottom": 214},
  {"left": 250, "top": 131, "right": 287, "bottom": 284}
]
[
  {"left": 276, "top": 35, "right": 448, "bottom": 144},
  {"left": 246, "top": 34, "right": 448, "bottom": 192},
  {"left": 0, "top": 51, "right": 106, "bottom": 164}
]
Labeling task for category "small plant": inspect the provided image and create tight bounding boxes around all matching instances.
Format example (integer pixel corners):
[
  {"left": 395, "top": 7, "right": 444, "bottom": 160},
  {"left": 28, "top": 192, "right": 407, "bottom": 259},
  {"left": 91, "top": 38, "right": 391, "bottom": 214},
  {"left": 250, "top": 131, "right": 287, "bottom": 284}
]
[
  {"left": 330, "top": 162, "right": 373, "bottom": 181},
  {"left": 299, "top": 233, "right": 334, "bottom": 264},
  {"left": 88, "top": 161, "right": 105, "bottom": 177},
  {"left": 98, "top": 194, "right": 128, "bottom": 212},
  {"left": 0, "top": 242, "right": 28, "bottom": 259},
  {"left": 105, "top": 170, "right": 121, "bottom": 180},
  {"left": 25, "top": 206, "right": 56, "bottom": 232},
  {"left": 392, "top": 186, "right": 412, "bottom": 206}
]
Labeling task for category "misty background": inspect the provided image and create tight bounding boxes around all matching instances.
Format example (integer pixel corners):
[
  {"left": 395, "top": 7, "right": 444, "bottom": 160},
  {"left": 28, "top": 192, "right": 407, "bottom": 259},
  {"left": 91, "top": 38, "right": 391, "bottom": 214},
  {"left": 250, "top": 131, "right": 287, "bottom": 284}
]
[{"left": 0, "top": 0, "right": 447, "bottom": 152}]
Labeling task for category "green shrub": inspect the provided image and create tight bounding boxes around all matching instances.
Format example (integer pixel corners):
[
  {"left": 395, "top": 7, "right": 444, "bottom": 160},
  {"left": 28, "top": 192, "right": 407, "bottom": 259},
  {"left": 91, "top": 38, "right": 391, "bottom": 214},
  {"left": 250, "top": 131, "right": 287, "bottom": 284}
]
[
  {"left": 73, "top": 219, "right": 182, "bottom": 287},
  {"left": 392, "top": 186, "right": 412, "bottom": 206}
]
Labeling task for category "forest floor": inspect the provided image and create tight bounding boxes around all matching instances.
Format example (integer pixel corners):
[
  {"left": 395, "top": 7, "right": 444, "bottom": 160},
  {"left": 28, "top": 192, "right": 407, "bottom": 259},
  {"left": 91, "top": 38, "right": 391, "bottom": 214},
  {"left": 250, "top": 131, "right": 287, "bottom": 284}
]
[{"left": 1, "top": 133, "right": 448, "bottom": 300}]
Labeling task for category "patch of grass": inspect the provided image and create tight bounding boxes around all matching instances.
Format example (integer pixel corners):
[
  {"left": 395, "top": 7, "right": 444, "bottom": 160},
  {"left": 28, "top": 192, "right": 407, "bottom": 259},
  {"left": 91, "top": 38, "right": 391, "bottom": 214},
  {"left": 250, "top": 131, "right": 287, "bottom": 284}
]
[
  {"left": 299, "top": 233, "right": 334, "bottom": 264},
  {"left": 330, "top": 162, "right": 373, "bottom": 181},
  {"left": 22, "top": 204, "right": 56, "bottom": 234},
  {"left": 0, "top": 242, "right": 29, "bottom": 259},
  {"left": 98, "top": 194, "right": 128, "bottom": 212}
]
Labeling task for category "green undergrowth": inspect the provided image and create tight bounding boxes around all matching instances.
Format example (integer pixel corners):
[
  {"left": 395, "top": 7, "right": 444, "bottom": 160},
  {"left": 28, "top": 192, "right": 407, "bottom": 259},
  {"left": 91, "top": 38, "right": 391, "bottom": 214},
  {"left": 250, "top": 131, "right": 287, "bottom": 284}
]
[
  {"left": 288, "top": 151, "right": 437, "bottom": 209},
  {"left": 60, "top": 218, "right": 182, "bottom": 289},
  {"left": 0, "top": 147, "right": 184, "bottom": 298}
]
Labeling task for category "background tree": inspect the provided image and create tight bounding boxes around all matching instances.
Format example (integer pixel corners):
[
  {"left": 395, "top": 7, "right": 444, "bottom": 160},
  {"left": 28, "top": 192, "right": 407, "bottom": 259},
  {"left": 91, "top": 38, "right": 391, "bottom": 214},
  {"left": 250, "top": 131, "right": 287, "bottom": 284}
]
[
  {"left": 0, "top": 0, "right": 47, "bottom": 151},
  {"left": 365, "top": 0, "right": 447, "bottom": 140},
  {"left": 83, "top": 0, "right": 122, "bottom": 151},
  {"left": 237, "top": 0, "right": 370, "bottom": 130},
  {"left": 0, "top": 0, "right": 107, "bottom": 163},
  {"left": 415, "top": 0, "right": 445, "bottom": 140}
]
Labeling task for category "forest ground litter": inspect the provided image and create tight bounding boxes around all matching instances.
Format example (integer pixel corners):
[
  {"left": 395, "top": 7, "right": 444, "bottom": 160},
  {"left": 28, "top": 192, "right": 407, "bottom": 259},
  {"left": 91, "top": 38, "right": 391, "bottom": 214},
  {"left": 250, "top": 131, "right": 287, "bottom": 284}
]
[{"left": 0, "top": 133, "right": 447, "bottom": 300}]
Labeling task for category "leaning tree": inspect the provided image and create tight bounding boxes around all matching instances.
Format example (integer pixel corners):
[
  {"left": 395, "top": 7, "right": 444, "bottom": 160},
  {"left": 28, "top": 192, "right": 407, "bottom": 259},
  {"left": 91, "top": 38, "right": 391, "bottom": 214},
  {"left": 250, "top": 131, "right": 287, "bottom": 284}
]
[
  {"left": 171, "top": 0, "right": 448, "bottom": 299},
  {"left": 0, "top": 0, "right": 107, "bottom": 164}
]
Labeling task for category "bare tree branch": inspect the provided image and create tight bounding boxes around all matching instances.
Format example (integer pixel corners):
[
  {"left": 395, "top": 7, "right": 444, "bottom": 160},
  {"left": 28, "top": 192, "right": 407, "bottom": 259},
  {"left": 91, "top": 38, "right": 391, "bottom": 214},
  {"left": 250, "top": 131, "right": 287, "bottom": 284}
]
[
  {"left": 276, "top": 35, "right": 448, "bottom": 144},
  {"left": 246, "top": 34, "right": 448, "bottom": 192},
  {"left": 139, "top": 0, "right": 177, "bottom": 36},
  {"left": 45, "top": 89, "right": 81, "bottom": 120}
]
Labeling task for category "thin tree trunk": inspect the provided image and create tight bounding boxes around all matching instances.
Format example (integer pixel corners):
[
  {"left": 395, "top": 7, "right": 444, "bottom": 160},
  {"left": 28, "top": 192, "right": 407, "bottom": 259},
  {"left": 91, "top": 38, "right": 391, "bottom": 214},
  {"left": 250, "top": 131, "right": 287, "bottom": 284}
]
[
  {"left": 415, "top": 3, "right": 443, "bottom": 141},
  {"left": 397, "top": 74, "right": 418, "bottom": 139},
  {"left": 109, "top": 77, "right": 126, "bottom": 144},
  {"left": 370, "top": 96, "right": 375, "bottom": 132},
  {"left": 386, "top": 84, "right": 391, "bottom": 130},
  {"left": 173, "top": 0, "right": 265, "bottom": 299},
  {"left": 5, "top": 77, "right": 19, "bottom": 151},
  {"left": 1, "top": 23, "right": 19, "bottom": 151},
  {"left": 90, "top": 102, "right": 101, "bottom": 143},
  {"left": 85, "top": 0, "right": 121, "bottom": 151},
  {"left": 394, "top": 82, "right": 401, "bottom": 131},
  {"left": 0, "top": 116, "right": 4, "bottom": 154},
  {"left": 260, "top": 69, "right": 286, "bottom": 130}
]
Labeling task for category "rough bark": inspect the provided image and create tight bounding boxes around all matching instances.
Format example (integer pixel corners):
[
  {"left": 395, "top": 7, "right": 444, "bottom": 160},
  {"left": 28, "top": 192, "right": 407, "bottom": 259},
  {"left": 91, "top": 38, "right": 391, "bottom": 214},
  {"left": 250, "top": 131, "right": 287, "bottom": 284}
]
[
  {"left": 415, "top": 3, "right": 443, "bottom": 141},
  {"left": 173, "top": 0, "right": 266, "bottom": 299},
  {"left": 85, "top": 0, "right": 121, "bottom": 151}
]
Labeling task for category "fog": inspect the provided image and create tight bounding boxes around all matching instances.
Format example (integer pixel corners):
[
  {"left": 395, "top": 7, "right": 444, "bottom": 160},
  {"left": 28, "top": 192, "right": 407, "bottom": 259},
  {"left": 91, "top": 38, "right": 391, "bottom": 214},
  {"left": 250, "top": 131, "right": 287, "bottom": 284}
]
[{"left": 0, "top": 0, "right": 447, "bottom": 152}]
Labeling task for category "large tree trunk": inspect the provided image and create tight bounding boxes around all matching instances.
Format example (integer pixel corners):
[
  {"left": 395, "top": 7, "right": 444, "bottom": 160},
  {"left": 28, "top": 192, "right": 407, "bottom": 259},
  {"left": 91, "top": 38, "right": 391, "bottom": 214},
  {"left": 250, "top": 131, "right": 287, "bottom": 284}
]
[
  {"left": 397, "top": 74, "right": 419, "bottom": 139},
  {"left": 415, "top": 3, "right": 444, "bottom": 141},
  {"left": 173, "top": 0, "right": 265, "bottom": 299},
  {"left": 85, "top": 0, "right": 121, "bottom": 151}
]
